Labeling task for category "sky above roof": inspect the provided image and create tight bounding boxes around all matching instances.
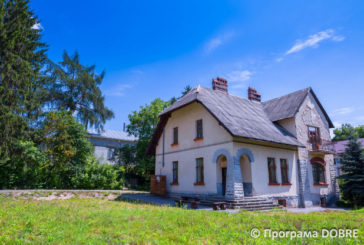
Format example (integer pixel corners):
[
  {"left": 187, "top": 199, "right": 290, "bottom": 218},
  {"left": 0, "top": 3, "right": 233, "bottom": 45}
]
[{"left": 31, "top": 0, "right": 364, "bottom": 131}]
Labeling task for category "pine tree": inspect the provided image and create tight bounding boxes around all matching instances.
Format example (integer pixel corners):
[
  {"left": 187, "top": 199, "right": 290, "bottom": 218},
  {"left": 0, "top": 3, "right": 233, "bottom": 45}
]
[
  {"left": 47, "top": 51, "right": 114, "bottom": 129},
  {"left": 0, "top": 0, "right": 47, "bottom": 187},
  {"left": 338, "top": 131, "right": 364, "bottom": 207}
]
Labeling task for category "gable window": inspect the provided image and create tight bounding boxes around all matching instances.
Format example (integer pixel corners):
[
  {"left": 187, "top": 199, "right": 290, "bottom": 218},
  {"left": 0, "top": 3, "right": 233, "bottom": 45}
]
[
  {"left": 172, "top": 127, "right": 178, "bottom": 145},
  {"left": 195, "top": 119, "right": 203, "bottom": 140},
  {"left": 308, "top": 126, "right": 321, "bottom": 150},
  {"left": 312, "top": 162, "right": 326, "bottom": 185},
  {"left": 280, "top": 159, "right": 290, "bottom": 184},
  {"left": 171, "top": 161, "right": 178, "bottom": 185},
  {"left": 195, "top": 158, "right": 204, "bottom": 185},
  {"left": 268, "top": 158, "right": 278, "bottom": 185}
]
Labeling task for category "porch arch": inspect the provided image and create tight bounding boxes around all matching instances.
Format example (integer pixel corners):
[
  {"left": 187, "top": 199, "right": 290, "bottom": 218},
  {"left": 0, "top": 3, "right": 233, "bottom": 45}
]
[
  {"left": 213, "top": 149, "right": 232, "bottom": 196},
  {"left": 234, "top": 148, "right": 254, "bottom": 163}
]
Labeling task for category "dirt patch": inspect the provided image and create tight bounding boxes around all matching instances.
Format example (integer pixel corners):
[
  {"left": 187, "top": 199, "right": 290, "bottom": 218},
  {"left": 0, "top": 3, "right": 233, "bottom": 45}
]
[{"left": 0, "top": 190, "right": 122, "bottom": 201}]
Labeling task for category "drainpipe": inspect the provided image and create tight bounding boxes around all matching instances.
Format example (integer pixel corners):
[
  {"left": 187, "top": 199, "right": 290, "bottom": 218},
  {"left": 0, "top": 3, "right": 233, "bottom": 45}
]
[
  {"left": 162, "top": 128, "right": 165, "bottom": 168},
  {"left": 297, "top": 158, "right": 305, "bottom": 208}
]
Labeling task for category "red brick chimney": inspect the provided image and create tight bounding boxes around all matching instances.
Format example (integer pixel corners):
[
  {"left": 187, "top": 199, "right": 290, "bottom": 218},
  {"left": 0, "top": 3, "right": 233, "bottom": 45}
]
[
  {"left": 212, "top": 77, "right": 228, "bottom": 94},
  {"left": 248, "top": 87, "right": 261, "bottom": 102}
]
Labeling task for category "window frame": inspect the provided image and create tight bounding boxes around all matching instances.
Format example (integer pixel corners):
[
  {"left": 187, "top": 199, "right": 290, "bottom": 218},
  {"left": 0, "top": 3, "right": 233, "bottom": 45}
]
[
  {"left": 194, "top": 158, "right": 204, "bottom": 185},
  {"left": 280, "top": 159, "right": 290, "bottom": 185},
  {"left": 171, "top": 161, "right": 179, "bottom": 185},
  {"left": 172, "top": 127, "right": 178, "bottom": 146},
  {"left": 308, "top": 125, "right": 321, "bottom": 150},
  {"left": 312, "top": 162, "right": 327, "bottom": 185},
  {"left": 267, "top": 157, "right": 279, "bottom": 185},
  {"left": 195, "top": 119, "right": 203, "bottom": 140}
]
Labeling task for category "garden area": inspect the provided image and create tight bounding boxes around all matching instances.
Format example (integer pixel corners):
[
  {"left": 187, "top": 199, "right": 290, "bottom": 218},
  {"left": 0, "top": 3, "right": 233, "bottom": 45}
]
[{"left": 0, "top": 191, "right": 363, "bottom": 244}]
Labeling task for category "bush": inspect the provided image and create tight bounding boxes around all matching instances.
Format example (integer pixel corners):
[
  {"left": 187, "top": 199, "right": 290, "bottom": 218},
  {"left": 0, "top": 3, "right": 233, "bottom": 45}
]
[{"left": 76, "top": 158, "right": 124, "bottom": 190}]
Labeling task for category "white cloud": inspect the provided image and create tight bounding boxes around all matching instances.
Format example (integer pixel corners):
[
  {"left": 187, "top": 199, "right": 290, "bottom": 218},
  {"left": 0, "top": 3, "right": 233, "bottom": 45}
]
[
  {"left": 226, "top": 70, "right": 252, "bottom": 90},
  {"left": 285, "top": 29, "right": 344, "bottom": 55},
  {"left": 31, "top": 22, "right": 43, "bottom": 30},
  {"left": 227, "top": 70, "right": 252, "bottom": 82},
  {"left": 331, "top": 107, "right": 355, "bottom": 116},
  {"left": 204, "top": 31, "right": 235, "bottom": 54},
  {"left": 104, "top": 83, "right": 133, "bottom": 97}
]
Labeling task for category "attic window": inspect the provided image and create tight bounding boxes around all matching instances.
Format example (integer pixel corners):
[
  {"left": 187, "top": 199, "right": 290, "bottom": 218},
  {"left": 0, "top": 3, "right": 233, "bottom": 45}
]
[
  {"left": 195, "top": 119, "right": 203, "bottom": 140},
  {"left": 172, "top": 127, "right": 178, "bottom": 145}
]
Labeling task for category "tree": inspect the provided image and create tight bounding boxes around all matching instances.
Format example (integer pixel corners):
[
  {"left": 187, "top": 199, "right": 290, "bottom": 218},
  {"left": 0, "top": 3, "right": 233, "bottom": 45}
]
[
  {"left": 338, "top": 129, "right": 364, "bottom": 207},
  {"left": 41, "top": 111, "right": 94, "bottom": 188},
  {"left": 125, "top": 98, "right": 170, "bottom": 186},
  {"left": 47, "top": 51, "right": 114, "bottom": 129},
  {"left": 333, "top": 124, "right": 364, "bottom": 141},
  {"left": 0, "top": 0, "right": 47, "bottom": 167},
  {"left": 170, "top": 85, "right": 192, "bottom": 104}
]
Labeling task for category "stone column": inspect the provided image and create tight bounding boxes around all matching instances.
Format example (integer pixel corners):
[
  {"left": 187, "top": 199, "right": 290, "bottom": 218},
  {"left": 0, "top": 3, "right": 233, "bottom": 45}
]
[{"left": 225, "top": 155, "right": 244, "bottom": 200}]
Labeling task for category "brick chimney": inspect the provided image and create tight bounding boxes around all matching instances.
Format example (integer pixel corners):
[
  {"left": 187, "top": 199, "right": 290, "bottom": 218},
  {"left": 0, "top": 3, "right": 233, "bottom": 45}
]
[
  {"left": 212, "top": 77, "right": 228, "bottom": 94},
  {"left": 248, "top": 87, "right": 261, "bottom": 102}
]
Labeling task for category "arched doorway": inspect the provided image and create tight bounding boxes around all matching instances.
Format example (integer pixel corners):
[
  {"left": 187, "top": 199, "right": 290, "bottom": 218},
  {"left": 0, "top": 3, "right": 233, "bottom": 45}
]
[
  {"left": 240, "top": 155, "right": 253, "bottom": 196},
  {"left": 217, "top": 155, "right": 228, "bottom": 196}
]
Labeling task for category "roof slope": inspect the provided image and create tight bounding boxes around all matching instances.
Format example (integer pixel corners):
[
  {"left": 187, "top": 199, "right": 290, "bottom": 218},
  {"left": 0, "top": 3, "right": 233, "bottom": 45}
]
[
  {"left": 262, "top": 87, "right": 334, "bottom": 128},
  {"left": 88, "top": 129, "right": 137, "bottom": 141},
  {"left": 148, "top": 86, "right": 303, "bottom": 154},
  {"left": 332, "top": 138, "right": 364, "bottom": 154},
  {"left": 262, "top": 88, "right": 310, "bottom": 122}
]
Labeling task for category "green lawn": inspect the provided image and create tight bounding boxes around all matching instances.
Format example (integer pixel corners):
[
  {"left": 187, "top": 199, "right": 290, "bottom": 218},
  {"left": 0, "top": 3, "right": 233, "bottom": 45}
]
[{"left": 0, "top": 194, "right": 363, "bottom": 244}]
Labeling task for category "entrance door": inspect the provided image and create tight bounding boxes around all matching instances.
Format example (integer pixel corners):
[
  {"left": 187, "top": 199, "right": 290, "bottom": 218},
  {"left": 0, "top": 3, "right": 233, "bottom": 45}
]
[{"left": 222, "top": 167, "right": 227, "bottom": 196}]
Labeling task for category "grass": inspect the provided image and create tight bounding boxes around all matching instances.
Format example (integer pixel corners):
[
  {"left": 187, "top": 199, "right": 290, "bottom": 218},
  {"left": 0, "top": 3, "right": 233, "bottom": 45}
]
[{"left": 0, "top": 195, "right": 363, "bottom": 244}]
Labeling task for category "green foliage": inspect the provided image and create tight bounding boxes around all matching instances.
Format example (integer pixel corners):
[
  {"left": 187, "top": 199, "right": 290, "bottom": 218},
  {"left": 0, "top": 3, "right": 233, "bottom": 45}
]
[
  {"left": 77, "top": 158, "right": 124, "bottom": 190},
  {"left": 0, "top": 140, "right": 47, "bottom": 189},
  {"left": 0, "top": 197, "right": 363, "bottom": 244},
  {"left": 0, "top": 0, "right": 47, "bottom": 162},
  {"left": 338, "top": 131, "right": 364, "bottom": 207},
  {"left": 124, "top": 98, "right": 170, "bottom": 187},
  {"left": 41, "top": 111, "right": 93, "bottom": 188},
  {"left": 0, "top": 0, "right": 118, "bottom": 190},
  {"left": 333, "top": 123, "right": 364, "bottom": 141},
  {"left": 47, "top": 51, "right": 114, "bottom": 129}
]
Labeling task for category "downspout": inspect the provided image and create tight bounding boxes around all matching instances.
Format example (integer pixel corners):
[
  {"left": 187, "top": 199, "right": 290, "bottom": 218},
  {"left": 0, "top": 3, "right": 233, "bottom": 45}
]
[
  {"left": 296, "top": 156, "right": 305, "bottom": 208},
  {"left": 162, "top": 128, "right": 165, "bottom": 168}
]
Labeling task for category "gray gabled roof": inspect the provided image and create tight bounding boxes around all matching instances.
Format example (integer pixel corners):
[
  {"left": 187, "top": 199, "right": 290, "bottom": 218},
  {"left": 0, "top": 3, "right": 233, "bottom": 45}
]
[
  {"left": 88, "top": 129, "right": 137, "bottom": 142},
  {"left": 262, "top": 87, "right": 334, "bottom": 128},
  {"left": 160, "top": 86, "right": 303, "bottom": 147}
]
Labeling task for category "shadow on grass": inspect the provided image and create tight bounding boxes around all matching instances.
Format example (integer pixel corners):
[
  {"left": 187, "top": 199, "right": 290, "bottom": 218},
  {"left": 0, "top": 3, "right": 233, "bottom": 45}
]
[{"left": 113, "top": 193, "right": 176, "bottom": 207}]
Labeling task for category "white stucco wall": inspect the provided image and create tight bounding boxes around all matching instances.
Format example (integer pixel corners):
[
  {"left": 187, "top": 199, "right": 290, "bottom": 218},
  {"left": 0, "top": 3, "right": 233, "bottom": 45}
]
[
  {"left": 233, "top": 142, "right": 298, "bottom": 198},
  {"left": 155, "top": 102, "right": 233, "bottom": 194}
]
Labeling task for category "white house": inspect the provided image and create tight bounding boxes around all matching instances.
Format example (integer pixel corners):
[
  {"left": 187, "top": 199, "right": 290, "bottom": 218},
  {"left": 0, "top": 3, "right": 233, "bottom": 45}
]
[
  {"left": 147, "top": 77, "right": 338, "bottom": 208},
  {"left": 88, "top": 129, "right": 137, "bottom": 164}
]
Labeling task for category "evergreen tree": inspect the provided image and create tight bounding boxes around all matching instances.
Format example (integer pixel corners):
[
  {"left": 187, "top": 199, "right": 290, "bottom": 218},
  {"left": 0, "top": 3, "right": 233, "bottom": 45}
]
[
  {"left": 0, "top": 0, "right": 47, "bottom": 182},
  {"left": 47, "top": 51, "right": 114, "bottom": 129},
  {"left": 338, "top": 131, "right": 364, "bottom": 207}
]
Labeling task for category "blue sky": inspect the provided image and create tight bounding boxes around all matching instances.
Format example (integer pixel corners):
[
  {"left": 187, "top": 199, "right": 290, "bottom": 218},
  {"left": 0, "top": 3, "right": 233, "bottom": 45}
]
[{"left": 31, "top": 0, "right": 364, "bottom": 131}]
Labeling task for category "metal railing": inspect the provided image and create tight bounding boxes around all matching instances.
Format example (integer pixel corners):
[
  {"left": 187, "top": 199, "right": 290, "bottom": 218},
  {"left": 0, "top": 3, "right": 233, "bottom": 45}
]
[{"left": 307, "top": 139, "right": 334, "bottom": 152}]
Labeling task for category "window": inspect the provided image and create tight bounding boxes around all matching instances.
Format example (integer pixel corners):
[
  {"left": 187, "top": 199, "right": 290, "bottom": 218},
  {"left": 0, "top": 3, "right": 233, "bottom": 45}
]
[
  {"left": 308, "top": 126, "right": 321, "bottom": 150},
  {"left": 195, "top": 158, "right": 204, "bottom": 185},
  {"left": 195, "top": 119, "right": 203, "bottom": 139},
  {"left": 312, "top": 162, "right": 326, "bottom": 185},
  {"left": 280, "top": 159, "right": 290, "bottom": 184},
  {"left": 172, "top": 161, "right": 178, "bottom": 184},
  {"left": 268, "top": 158, "right": 278, "bottom": 184},
  {"left": 172, "top": 127, "right": 178, "bottom": 145},
  {"left": 107, "top": 148, "right": 114, "bottom": 160}
]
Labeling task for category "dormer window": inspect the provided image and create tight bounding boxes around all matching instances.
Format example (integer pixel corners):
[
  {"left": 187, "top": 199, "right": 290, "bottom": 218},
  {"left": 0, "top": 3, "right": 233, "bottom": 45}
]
[
  {"left": 195, "top": 119, "right": 203, "bottom": 140},
  {"left": 308, "top": 126, "right": 321, "bottom": 150}
]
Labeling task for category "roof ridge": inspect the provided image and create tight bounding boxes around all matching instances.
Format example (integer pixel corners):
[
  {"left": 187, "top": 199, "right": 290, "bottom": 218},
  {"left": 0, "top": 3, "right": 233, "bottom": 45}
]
[{"left": 262, "top": 87, "right": 311, "bottom": 104}]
